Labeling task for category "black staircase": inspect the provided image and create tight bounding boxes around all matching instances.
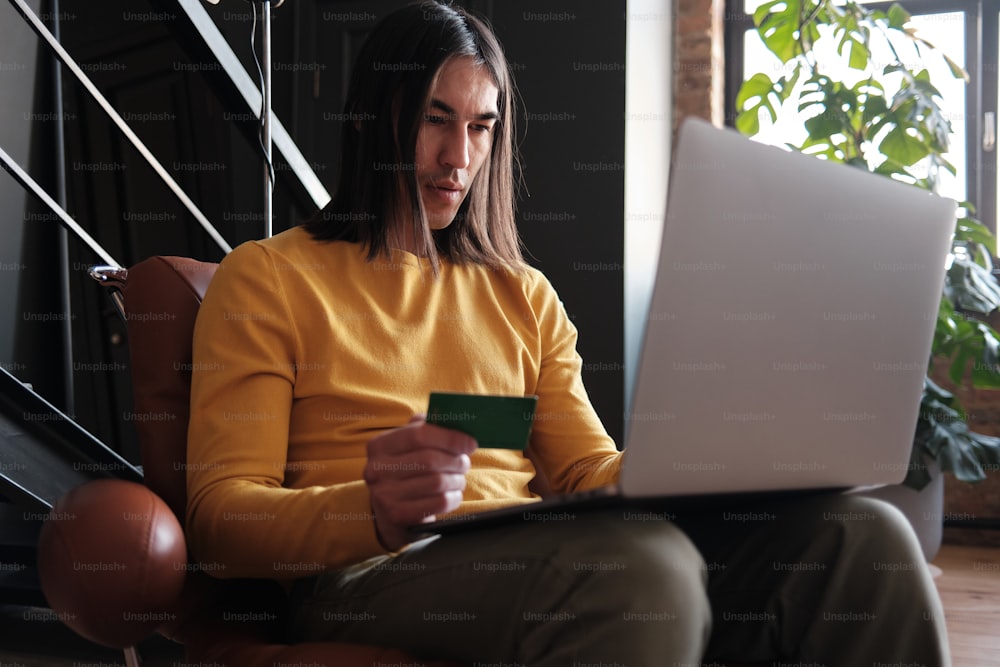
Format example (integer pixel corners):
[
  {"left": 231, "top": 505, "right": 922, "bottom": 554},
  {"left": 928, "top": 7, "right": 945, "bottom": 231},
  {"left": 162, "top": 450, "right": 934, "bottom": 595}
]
[{"left": 0, "top": 365, "right": 142, "bottom": 605}]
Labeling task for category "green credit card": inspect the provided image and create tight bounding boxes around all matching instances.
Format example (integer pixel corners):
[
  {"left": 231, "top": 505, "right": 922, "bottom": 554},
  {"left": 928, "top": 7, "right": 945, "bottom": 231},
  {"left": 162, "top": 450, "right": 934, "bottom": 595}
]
[{"left": 426, "top": 392, "right": 539, "bottom": 450}]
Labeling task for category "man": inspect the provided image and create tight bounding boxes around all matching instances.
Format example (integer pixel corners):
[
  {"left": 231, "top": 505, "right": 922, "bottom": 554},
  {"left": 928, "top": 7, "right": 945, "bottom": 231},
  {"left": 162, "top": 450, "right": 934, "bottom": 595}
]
[{"left": 186, "top": 2, "right": 951, "bottom": 665}]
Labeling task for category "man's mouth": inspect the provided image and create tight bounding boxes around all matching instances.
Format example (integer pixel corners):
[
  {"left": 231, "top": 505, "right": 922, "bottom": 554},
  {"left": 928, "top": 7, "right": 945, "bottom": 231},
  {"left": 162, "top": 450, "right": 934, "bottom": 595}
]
[{"left": 426, "top": 181, "right": 464, "bottom": 204}]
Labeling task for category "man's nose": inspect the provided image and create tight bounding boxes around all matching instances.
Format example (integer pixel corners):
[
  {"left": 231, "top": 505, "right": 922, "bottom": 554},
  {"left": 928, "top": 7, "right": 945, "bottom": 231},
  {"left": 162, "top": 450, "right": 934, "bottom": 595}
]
[{"left": 440, "top": 127, "right": 471, "bottom": 170}]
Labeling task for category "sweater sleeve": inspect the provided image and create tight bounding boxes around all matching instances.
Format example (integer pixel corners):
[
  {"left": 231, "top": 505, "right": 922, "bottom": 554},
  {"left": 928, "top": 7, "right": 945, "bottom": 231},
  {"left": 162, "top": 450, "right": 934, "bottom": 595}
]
[
  {"left": 524, "top": 271, "right": 624, "bottom": 493},
  {"left": 185, "top": 241, "right": 386, "bottom": 579}
]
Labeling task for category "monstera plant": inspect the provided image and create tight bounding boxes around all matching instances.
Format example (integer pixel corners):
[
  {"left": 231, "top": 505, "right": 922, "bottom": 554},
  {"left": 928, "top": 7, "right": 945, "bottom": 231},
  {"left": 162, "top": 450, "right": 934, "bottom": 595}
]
[{"left": 735, "top": 0, "right": 1000, "bottom": 490}]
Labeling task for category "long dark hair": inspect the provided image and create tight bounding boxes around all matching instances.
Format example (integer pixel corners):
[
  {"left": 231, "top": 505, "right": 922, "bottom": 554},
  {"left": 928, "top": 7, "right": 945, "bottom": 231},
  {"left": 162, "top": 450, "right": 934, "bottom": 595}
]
[{"left": 302, "top": 1, "right": 523, "bottom": 272}]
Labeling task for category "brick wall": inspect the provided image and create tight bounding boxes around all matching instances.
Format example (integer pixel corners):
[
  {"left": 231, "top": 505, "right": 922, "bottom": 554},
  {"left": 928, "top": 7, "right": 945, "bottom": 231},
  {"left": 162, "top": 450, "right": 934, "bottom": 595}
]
[{"left": 673, "top": 0, "right": 725, "bottom": 130}]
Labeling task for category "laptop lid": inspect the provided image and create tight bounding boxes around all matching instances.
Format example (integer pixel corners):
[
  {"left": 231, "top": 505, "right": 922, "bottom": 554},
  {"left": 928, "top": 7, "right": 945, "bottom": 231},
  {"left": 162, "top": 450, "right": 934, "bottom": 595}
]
[{"left": 621, "top": 119, "right": 956, "bottom": 497}]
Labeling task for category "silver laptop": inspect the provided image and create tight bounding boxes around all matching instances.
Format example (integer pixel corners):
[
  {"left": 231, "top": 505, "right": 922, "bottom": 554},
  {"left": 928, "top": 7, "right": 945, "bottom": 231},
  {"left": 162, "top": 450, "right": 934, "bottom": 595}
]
[{"left": 419, "top": 118, "right": 957, "bottom": 533}]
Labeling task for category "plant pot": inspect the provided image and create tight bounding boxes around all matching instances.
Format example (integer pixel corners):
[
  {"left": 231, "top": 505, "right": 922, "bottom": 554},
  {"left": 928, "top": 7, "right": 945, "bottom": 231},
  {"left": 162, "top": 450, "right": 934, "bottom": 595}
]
[{"left": 861, "top": 459, "right": 944, "bottom": 562}]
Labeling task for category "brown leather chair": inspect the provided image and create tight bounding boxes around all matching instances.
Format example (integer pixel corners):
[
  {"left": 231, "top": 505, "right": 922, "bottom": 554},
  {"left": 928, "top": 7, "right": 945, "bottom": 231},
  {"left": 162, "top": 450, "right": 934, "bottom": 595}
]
[{"left": 36, "top": 256, "right": 458, "bottom": 667}]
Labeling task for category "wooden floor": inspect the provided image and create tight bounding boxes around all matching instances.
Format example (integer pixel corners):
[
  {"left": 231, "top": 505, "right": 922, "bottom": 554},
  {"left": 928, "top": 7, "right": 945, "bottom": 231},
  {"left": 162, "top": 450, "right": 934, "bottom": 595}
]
[
  {"left": 932, "top": 544, "right": 1000, "bottom": 666},
  {"left": 0, "top": 543, "right": 996, "bottom": 666}
]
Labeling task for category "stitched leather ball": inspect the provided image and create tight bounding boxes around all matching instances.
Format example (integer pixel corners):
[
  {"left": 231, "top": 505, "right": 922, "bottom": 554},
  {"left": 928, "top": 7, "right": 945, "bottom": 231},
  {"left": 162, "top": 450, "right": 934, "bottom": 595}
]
[{"left": 36, "top": 479, "right": 187, "bottom": 648}]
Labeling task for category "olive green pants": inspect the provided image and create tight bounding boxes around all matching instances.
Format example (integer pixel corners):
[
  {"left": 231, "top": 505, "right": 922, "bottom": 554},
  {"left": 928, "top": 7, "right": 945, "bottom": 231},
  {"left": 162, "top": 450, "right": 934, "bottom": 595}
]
[{"left": 288, "top": 494, "right": 950, "bottom": 666}]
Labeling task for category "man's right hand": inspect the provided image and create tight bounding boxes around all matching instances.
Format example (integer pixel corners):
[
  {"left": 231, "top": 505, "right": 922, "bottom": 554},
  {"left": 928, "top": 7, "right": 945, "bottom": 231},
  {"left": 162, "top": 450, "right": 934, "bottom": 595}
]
[{"left": 364, "top": 415, "right": 477, "bottom": 551}]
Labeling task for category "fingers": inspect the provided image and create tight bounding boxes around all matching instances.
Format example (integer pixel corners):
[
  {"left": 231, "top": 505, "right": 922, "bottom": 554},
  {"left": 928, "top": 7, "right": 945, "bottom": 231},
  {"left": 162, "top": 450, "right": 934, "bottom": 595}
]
[
  {"left": 365, "top": 415, "right": 480, "bottom": 550},
  {"left": 365, "top": 420, "right": 475, "bottom": 487},
  {"left": 371, "top": 485, "right": 464, "bottom": 552},
  {"left": 366, "top": 467, "right": 467, "bottom": 550},
  {"left": 367, "top": 449, "right": 471, "bottom": 480},
  {"left": 370, "top": 418, "right": 477, "bottom": 458},
  {"left": 388, "top": 471, "right": 468, "bottom": 498},
  {"left": 372, "top": 474, "right": 467, "bottom": 523}
]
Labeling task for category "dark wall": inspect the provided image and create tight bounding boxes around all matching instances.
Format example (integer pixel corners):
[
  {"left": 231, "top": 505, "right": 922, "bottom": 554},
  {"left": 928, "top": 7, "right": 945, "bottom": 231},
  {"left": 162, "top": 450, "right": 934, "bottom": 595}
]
[
  {"left": 3, "top": 0, "right": 628, "bottom": 456},
  {"left": 0, "top": 0, "right": 64, "bottom": 604},
  {"left": 489, "top": 2, "right": 626, "bottom": 444},
  {"left": 0, "top": 0, "right": 43, "bottom": 376}
]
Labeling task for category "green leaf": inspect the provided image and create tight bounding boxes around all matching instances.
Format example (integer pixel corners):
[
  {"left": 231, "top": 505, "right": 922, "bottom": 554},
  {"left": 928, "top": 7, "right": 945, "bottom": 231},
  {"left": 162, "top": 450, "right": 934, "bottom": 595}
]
[
  {"left": 911, "top": 374, "right": 1000, "bottom": 486},
  {"left": 937, "top": 428, "right": 988, "bottom": 483},
  {"left": 949, "top": 345, "right": 974, "bottom": 386},
  {"left": 872, "top": 156, "right": 912, "bottom": 180},
  {"left": 971, "top": 431, "right": 1000, "bottom": 467},
  {"left": 879, "top": 126, "right": 930, "bottom": 166},
  {"left": 774, "top": 68, "right": 802, "bottom": 104},
  {"left": 973, "top": 243, "right": 995, "bottom": 271},
  {"left": 735, "top": 109, "right": 761, "bottom": 137},
  {"left": 955, "top": 216, "right": 995, "bottom": 247},
  {"left": 935, "top": 298, "right": 959, "bottom": 353},
  {"left": 852, "top": 75, "right": 884, "bottom": 95},
  {"left": 947, "top": 257, "right": 1000, "bottom": 314},
  {"left": 735, "top": 72, "right": 780, "bottom": 137},
  {"left": 847, "top": 38, "right": 869, "bottom": 70},
  {"left": 797, "top": 135, "right": 840, "bottom": 160},
  {"left": 887, "top": 3, "right": 911, "bottom": 30},
  {"left": 911, "top": 74, "right": 942, "bottom": 97},
  {"left": 736, "top": 72, "right": 776, "bottom": 110},
  {"left": 901, "top": 442, "right": 932, "bottom": 490},
  {"left": 925, "top": 375, "right": 956, "bottom": 404},
  {"left": 860, "top": 92, "right": 889, "bottom": 129},
  {"left": 804, "top": 110, "right": 845, "bottom": 139},
  {"left": 943, "top": 53, "right": 971, "bottom": 83},
  {"left": 970, "top": 332, "right": 1000, "bottom": 387},
  {"left": 938, "top": 156, "right": 958, "bottom": 177},
  {"left": 755, "top": 0, "right": 804, "bottom": 63},
  {"left": 752, "top": 0, "right": 787, "bottom": 27}
]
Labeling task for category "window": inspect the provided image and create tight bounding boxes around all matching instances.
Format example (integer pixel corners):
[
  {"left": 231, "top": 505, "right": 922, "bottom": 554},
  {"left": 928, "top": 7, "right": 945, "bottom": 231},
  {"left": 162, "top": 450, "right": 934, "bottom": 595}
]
[{"left": 726, "top": 0, "right": 999, "bottom": 249}]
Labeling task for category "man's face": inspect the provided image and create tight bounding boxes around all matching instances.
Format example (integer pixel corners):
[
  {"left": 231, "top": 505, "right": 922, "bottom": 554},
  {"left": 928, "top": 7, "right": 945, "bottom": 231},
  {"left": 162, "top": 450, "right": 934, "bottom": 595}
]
[{"left": 413, "top": 56, "right": 499, "bottom": 231}]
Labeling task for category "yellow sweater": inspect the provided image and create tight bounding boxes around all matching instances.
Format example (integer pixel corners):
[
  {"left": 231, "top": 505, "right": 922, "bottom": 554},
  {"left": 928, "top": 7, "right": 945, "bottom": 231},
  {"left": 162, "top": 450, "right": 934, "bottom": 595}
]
[{"left": 186, "top": 226, "right": 623, "bottom": 579}]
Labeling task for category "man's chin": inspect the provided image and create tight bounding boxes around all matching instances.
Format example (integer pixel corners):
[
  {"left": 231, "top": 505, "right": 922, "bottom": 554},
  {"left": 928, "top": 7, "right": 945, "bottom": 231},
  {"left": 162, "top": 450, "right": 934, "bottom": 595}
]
[{"left": 427, "top": 214, "right": 457, "bottom": 231}]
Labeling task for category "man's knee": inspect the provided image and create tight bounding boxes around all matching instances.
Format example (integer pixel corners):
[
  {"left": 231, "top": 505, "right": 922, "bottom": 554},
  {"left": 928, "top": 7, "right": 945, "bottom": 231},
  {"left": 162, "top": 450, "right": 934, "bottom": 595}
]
[
  {"left": 548, "top": 510, "right": 706, "bottom": 574},
  {"left": 803, "top": 493, "right": 923, "bottom": 562},
  {"left": 549, "top": 512, "right": 711, "bottom": 625},
  {"left": 484, "top": 513, "right": 712, "bottom": 663}
]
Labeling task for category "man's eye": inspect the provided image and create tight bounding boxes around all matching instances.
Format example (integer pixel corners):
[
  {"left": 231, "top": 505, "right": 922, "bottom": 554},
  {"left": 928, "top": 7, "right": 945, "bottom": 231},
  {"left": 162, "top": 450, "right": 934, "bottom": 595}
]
[
  {"left": 425, "top": 114, "right": 447, "bottom": 125},
  {"left": 472, "top": 124, "right": 493, "bottom": 133}
]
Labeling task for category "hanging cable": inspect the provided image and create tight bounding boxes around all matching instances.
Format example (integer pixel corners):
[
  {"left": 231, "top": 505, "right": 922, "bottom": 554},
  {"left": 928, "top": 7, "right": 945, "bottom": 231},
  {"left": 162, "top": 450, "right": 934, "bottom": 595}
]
[{"left": 250, "top": 3, "right": 275, "bottom": 195}]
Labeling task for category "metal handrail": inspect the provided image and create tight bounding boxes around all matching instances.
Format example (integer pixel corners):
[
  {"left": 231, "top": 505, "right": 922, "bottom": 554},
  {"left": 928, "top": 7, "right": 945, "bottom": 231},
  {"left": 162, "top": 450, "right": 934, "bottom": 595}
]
[
  {"left": 0, "top": 145, "right": 118, "bottom": 267},
  {"left": 88, "top": 266, "right": 129, "bottom": 323},
  {"left": 6, "top": 0, "right": 233, "bottom": 254}
]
